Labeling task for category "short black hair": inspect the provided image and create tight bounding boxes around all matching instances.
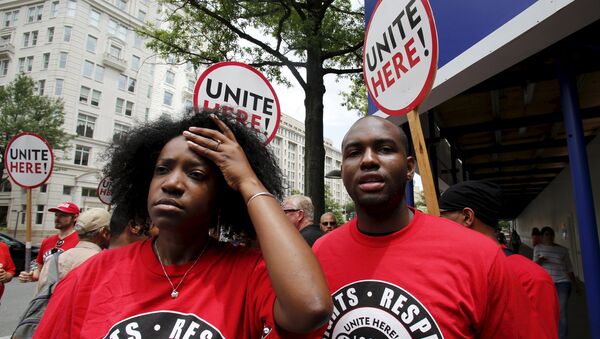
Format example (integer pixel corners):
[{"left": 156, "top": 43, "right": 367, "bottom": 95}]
[
  {"left": 342, "top": 116, "right": 409, "bottom": 155},
  {"left": 102, "top": 109, "right": 284, "bottom": 239},
  {"left": 541, "top": 226, "right": 555, "bottom": 238},
  {"left": 531, "top": 227, "right": 541, "bottom": 236}
]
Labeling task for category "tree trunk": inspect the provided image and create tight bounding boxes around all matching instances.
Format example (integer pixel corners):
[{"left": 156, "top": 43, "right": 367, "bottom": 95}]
[{"left": 304, "top": 44, "right": 326, "bottom": 222}]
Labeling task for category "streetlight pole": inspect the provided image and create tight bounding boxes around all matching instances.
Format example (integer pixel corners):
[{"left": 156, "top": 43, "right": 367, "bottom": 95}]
[{"left": 11, "top": 209, "right": 23, "bottom": 238}]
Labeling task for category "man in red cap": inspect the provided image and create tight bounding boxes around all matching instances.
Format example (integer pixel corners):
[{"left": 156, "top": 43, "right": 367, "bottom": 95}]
[{"left": 18, "top": 202, "right": 80, "bottom": 283}]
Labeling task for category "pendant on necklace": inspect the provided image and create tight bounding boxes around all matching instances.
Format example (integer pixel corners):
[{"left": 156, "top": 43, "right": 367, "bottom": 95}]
[{"left": 171, "top": 290, "right": 179, "bottom": 299}]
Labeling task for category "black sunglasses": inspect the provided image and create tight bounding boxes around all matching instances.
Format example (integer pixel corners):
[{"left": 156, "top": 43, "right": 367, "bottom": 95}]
[
  {"left": 321, "top": 221, "right": 337, "bottom": 226},
  {"left": 283, "top": 209, "right": 300, "bottom": 213}
]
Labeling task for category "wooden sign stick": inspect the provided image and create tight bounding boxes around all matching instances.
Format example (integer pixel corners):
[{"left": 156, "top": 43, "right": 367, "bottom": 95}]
[{"left": 406, "top": 110, "right": 440, "bottom": 216}]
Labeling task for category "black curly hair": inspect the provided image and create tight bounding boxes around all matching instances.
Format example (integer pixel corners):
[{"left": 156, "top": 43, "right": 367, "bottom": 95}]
[{"left": 102, "top": 109, "right": 284, "bottom": 239}]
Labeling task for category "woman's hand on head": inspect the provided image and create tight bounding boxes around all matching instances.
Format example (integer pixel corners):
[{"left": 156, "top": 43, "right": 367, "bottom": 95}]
[{"left": 183, "top": 114, "right": 257, "bottom": 192}]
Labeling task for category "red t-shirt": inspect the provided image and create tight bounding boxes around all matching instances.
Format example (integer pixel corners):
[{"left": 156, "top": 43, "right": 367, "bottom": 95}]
[
  {"left": 506, "top": 253, "right": 559, "bottom": 339},
  {"left": 312, "top": 210, "right": 532, "bottom": 339},
  {"left": 0, "top": 241, "right": 16, "bottom": 300},
  {"left": 35, "top": 239, "right": 287, "bottom": 338},
  {"left": 36, "top": 231, "right": 79, "bottom": 267}
]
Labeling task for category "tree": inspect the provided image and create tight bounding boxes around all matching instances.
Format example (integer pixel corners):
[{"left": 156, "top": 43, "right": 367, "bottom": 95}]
[
  {"left": 340, "top": 74, "right": 368, "bottom": 117},
  {"left": 0, "top": 74, "right": 73, "bottom": 182},
  {"left": 140, "top": 0, "right": 364, "bottom": 219},
  {"left": 324, "top": 184, "right": 344, "bottom": 224}
]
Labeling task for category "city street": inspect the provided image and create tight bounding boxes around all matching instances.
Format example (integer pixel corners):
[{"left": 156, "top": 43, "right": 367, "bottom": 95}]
[{"left": 0, "top": 280, "right": 36, "bottom": 337}]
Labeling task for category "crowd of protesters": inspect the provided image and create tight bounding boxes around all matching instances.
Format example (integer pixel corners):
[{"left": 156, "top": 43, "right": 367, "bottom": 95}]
[{"left": 0, "top": 110, "right": 579, "bottom": 338}]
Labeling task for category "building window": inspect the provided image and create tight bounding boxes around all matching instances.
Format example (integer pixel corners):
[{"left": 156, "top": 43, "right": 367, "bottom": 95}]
[
  {"left": 81, "top": 187, "right": 96, "bottom": 197},
  {"left": 137, "top": 10, "right": 146, "bottom": 21},
  {"left": 79, "top": 86, "right": 90, "bottom": 103},
  {"left": 0, "top": 59, "right": 8, "bottom": 76},
  {"left": 67, "top": 0, "right": 77, "bottom": 17},
  {"left": 23, "top": 31, "right": 37, "bottom": 47},
  {"left": 113, "top": 123, "right": 130, "bottom": 143},
  {"left": 47, "top": 27, "right": 54, "bottom": 42},
  {"left": 108, "top": 18, "right": 127, "bottom": 41},
  {"left": 62, "top": 185, "right": 72, "bottom": 195},
  {"left": 115, "top": 98, "right": 124, "bottom": 115},
  {"left": 109, "top": 44, "right": 122, "bottom": 59},
  {"left": 94, "top": 65, "right": 104, "bottom": 82},
  {"left": 91, "top": 90, "right": 101, "bottom": 107},
  {"left": 63, "top": 26, "right": 72, "bottom": 42},
  {"left": 145, "top": 107, "right": 149, "bottom": 121},
  {"left": 0, "top": 180, "right": 11, "bottom": 192},
  {"left": 147, "top": 85, "right": 152, "bottom": 98},
  {"left": 74, "top": 145, "right": 90, "bottom": 166},
  {"left": 116, "top": 0, "right": 127, "bottom": 11},
  {"left": 55, "top": 79, "right": 64, "bottom": 96},
  {"left": 58, "top": 52, "right": 67, "bottom": 68},
  {"left": 51, "top": 1, "right": 59, "bottom": 17},
  {"left": 127, "top": 78, "right": 136, "bottom": 93},
  {"left": 83, "top": 60, "right": 94, "bottom": 77},
  {"left": 76, "top": 113, "right": 96, "bottom": 138},
  {"left": 42, "top": 53, "right": 50, "bottom": 70},
  {"left": 125, "top": 101, "right": 133, "bottom": 116},
  {"left": 133, "top": 33, "right": 142, "bottom": 49},
  {"left": 19, "top": 56, "right": 34, "bottom": 73},
  {"left": 131, "top": 55, "right": 140, "bottom": 71},
  {"left": 187, "top": 80, "right": 195, "bottom": 92},
  {"left": 86, "top": 35, "right": 97, "bottom": 52},
  {"left": 163, "top": 91, "right": 173, "bottom": 106},
  {"left": 35, "top": 205, "right": 44, "bottom": 224},
  {"left": 89, "top": 8, "right": 100, "bottom": 27},
  {"left": 118, "top": 74, "right": 126, "bottom": 90},
  {"left": 36, "top": 80, "right": 45, "bottom": 95},
  {"left": 40, "top": 184, "right": 47, "bottom": 193},
  {"left": 28, "top": 5, "right": 43, "bottom": 23},
  {"left": 3, "top": 10, "right": 19, "bottom": 27},
  {"left": 165, "top": 71, "right": 175, "bottom": 85},
  {"left": 184, "top": 100, "right": 193, "bottom": 110}
]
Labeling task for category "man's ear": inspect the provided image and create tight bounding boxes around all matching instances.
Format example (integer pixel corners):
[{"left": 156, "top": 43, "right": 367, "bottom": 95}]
[
  {"left": 406, "top": 156, "right": 416, "bottom": 181},
  {"left": 462, "top": 208, "right": 476, "bottom": 228},
  {"left": 129, "top": 224, "right": 142, "bottom": 235}
]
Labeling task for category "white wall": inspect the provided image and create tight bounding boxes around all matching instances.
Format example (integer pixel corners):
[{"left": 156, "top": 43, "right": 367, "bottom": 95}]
[{"left": 515, "top": 135, "right": 600, "bottom": 281}]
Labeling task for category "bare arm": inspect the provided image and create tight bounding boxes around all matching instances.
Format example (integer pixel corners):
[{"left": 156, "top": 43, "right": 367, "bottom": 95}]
[{"left": 184, "top": 115, "right": 332, "bottom": 333}]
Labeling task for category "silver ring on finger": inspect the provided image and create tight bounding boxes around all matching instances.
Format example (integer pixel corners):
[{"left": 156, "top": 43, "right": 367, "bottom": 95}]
[{"left": 214, "top": 139, "right": 222, "bottom": 151}]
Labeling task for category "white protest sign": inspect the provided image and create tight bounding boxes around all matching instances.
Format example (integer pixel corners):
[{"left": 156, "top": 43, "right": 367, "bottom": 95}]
[
  {"left": 193, "top": 62, "right": 281, "bottom": 144},
  {"left": 4, "top": 132, "right": 54, "bottom": 188},
  {"left": 363, "top": 0, "right": 438, "bottom": 116},
  {"left": 97, "top": 177, "right": 113, "bottom": 205}
]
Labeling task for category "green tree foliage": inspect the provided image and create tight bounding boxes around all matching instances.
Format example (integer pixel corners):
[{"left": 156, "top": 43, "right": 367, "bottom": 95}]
[
  {"left": 140, "top": 0, "right": 364, "bottom": 219},
  {"left": 324, "top": 184, "right": 344, "bottom": 224},
  {"left": 341, "top": 74, "right": 368, "bottom": 117},
  {"left": 0, "top": 74, "right": 73, "bottom": 182}
]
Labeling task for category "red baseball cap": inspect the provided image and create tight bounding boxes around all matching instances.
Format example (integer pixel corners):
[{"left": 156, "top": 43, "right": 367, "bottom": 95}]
[{"left": 48, "top": 201, "right": 80, "bottom": 215}]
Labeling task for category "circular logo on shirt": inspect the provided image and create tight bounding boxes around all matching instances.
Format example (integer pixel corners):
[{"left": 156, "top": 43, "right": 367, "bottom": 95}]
[
  {"left": 322, "top": 280, "right": 443, "bottom": 339},
  {"left": 104, "top": 311, "right": 224, "bottom": 339}
]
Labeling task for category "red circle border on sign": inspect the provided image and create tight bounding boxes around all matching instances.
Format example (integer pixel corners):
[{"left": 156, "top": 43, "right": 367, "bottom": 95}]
[
  {"left": 97, "top": 177, "right": 112, "bottom": 205},
  {"left": 363, "top": 0, "right": 439, "bottom": 116},
  {"left": 4, "top": 132, "right": 54, "bottom": 189},
  {"left": 193, "top": 61, "right": 282, "bottom": 145}
]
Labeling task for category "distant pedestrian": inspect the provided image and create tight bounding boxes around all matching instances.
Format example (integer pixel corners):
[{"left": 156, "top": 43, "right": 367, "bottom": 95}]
[
  {"left": 0, "top": 241, "right": 16, "bottom": 303},
  {"left": 319, "top": 212, "right": 338, "bottom": 233},
  {"left": 18, "top": 202, "right": 80, "bottom": 284},
  {"left": 282, "top": 195, "right": 324, "bottom": 246},
  {"left": 532, "top": 227, "right": 542, "bottom": 247},
  {"left": 534, "top": 226, "right": 580, "bottom": 339}
]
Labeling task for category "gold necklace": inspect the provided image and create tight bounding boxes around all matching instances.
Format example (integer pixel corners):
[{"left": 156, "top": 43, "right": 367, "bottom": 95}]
[{"left": 154, "top": 240, "right": 209, "bottom": 299}]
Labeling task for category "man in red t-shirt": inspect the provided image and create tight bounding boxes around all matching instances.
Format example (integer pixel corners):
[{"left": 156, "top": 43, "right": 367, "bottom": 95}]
[
  {"left": 313, "top": 116, "right": 531, "bottom": 338},
  {"left": 439, "top": 180, "right": 559, "bottom": 339},
  {"left": 0, "top": 241, "right": 16, "bottom": 302},
  {"left": 18, "top": 201, "right": 80, "bottom": 284}
]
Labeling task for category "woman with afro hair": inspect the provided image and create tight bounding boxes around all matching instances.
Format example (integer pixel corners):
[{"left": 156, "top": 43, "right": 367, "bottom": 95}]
[{"left": 35, "top": 111, "right": 332, "bottom": 338}]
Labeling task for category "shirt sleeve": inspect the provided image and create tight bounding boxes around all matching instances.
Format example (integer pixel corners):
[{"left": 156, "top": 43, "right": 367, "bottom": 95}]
[
  {"left": 479, "top": 248, "right": 532, "bottom": 339},
  {"left": 1, "top": 243, "right": 16, "bottom": 275},
  {"left": 34, "top": 267, "right": 81, "bottom": 338}
]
